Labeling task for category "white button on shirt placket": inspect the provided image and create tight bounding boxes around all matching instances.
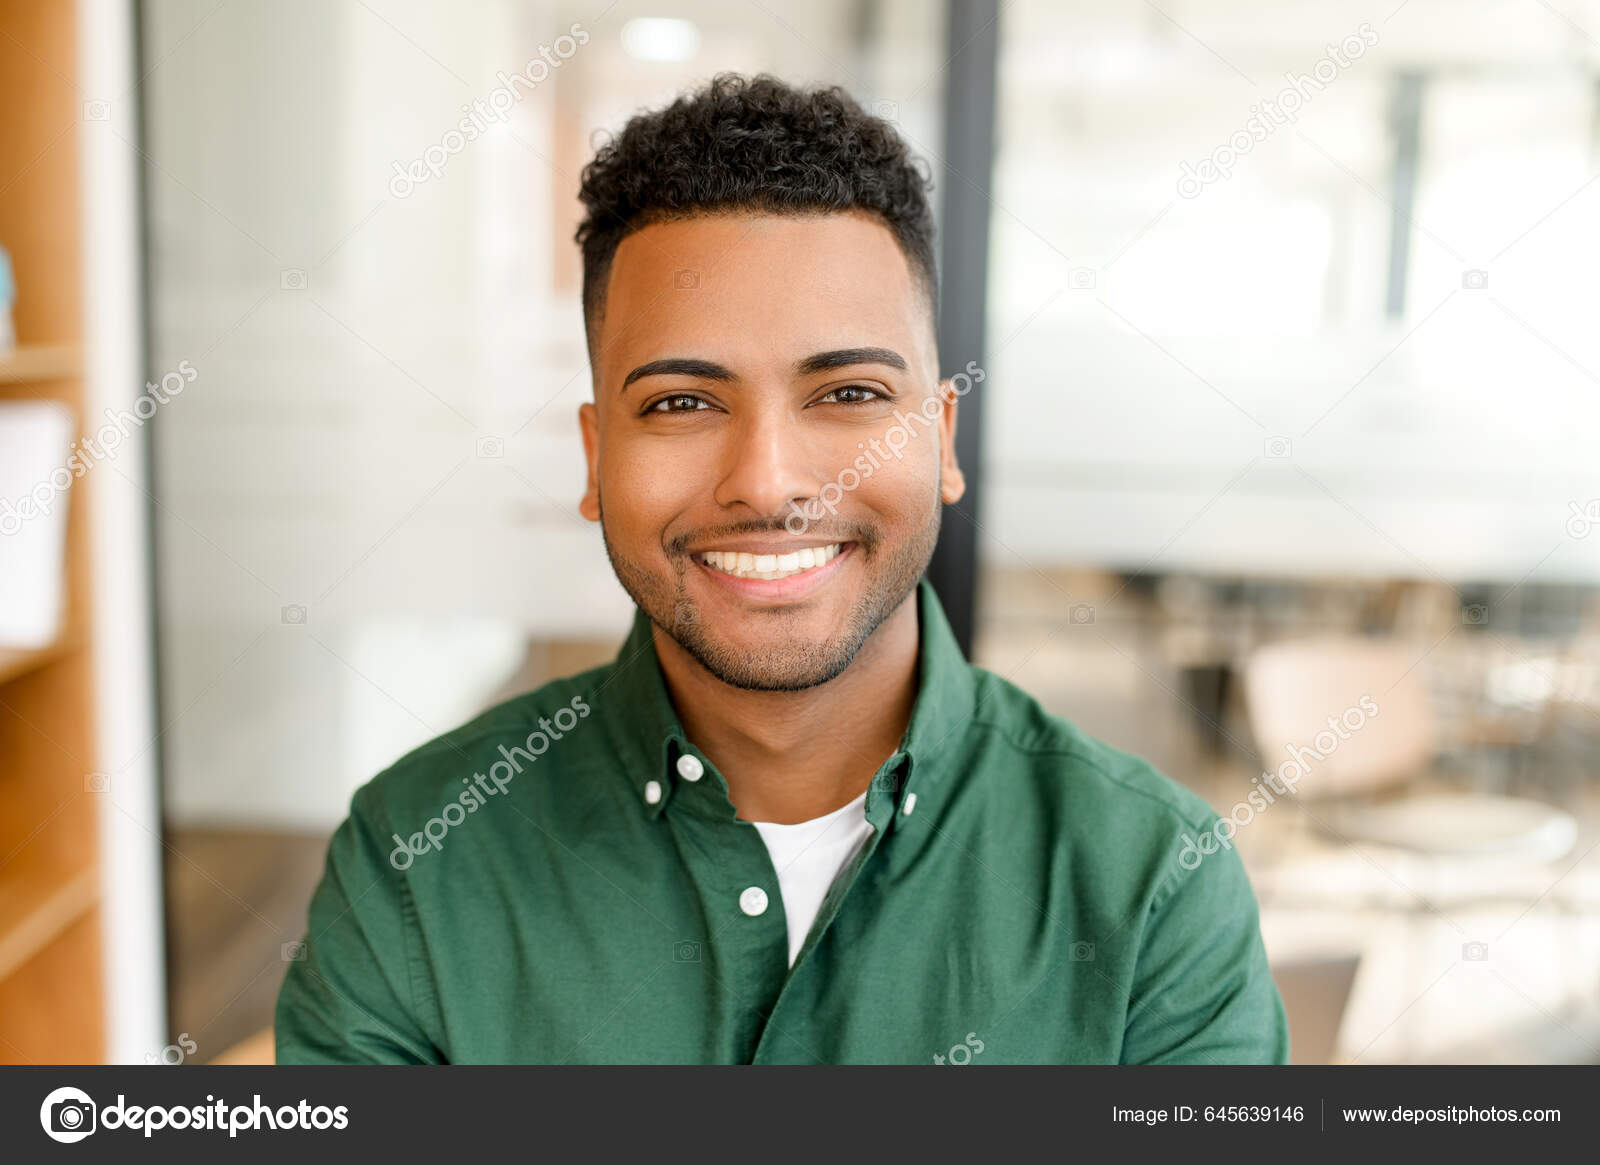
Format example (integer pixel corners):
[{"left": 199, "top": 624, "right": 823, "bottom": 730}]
[{"left": 666, "top": 753, "right": 766, "bottom": 919}]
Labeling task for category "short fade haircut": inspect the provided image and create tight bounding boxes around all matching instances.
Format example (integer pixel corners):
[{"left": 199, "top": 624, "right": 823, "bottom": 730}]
[{"left": 575, "top": 72, "right": 938, "bottom": 361}]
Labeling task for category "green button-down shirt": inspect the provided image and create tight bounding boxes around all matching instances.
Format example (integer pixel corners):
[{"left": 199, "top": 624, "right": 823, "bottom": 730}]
[{"left": 276, "top": 579, "right": 1288, "bottom": 1064}]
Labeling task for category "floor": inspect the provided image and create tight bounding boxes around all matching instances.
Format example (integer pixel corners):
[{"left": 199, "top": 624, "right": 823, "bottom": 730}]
[{"left": 163, "top": 828, "right": 326, "bottom": 1064}]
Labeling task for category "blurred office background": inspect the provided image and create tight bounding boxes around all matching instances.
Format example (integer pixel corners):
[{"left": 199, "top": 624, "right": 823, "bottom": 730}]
[{"left": 3, "top": 0, "right": 1600, "bottom": 1064}]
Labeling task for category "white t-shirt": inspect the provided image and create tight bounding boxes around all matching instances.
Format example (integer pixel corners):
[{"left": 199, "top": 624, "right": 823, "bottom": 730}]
[{"left": 750, "top": 790, "right": 874, "bottom": 967}]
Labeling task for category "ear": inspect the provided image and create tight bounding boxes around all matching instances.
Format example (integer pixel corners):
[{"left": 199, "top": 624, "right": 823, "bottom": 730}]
[
  {"left": 578, "top": 402, "right": 601, "bottom": 522},
  {"left": 935, "top": 379, "right": 966, "bottom": 505}
]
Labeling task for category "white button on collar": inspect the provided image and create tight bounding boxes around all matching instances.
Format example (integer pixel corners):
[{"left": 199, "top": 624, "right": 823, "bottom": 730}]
[
  {"left": 739, "top": 886, "right": 769, "bottom": 917},
  {"left": 903, "top": 792, "right": 918, "bottom": 816},
  {"left": 676, "top": 753, "right": 704, "bottom": 782},
  {"left": 644, "top": 780, "right": 662, "bottom": 805}
]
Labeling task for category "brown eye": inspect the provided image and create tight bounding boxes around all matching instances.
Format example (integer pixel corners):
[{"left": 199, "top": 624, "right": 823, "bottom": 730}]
[
  {"left": 820, "top": 385, "right": 887, "bottom": 405},
  {"left": 649, "top": 394, "right": 710, "bottom": 414}
]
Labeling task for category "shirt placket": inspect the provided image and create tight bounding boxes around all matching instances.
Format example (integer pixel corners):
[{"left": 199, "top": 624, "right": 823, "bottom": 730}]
[
  {"left": 660, "top": 742, "right": 792, "bottom": 1061},
  {"left": 751, "top": 750, "right": 911, "bottom": 1063}
]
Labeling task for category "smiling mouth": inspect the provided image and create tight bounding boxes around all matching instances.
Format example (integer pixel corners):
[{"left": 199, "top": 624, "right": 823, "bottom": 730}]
[{"left": 694, "top": 542, "right": 847, "bottom": 581}]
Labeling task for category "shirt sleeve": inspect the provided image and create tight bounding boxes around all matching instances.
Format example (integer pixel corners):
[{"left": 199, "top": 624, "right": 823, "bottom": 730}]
[
  {"left": 1119, "top": 826, "right": 1290, "bottom": 1065},
  {"left": 274, "top": 786, "right": 445, "bottom": 1064}
]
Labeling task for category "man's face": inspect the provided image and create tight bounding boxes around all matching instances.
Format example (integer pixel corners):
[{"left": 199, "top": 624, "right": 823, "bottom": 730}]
[{"left": 578, "top": 210, "right": 964, "bottom": 691}]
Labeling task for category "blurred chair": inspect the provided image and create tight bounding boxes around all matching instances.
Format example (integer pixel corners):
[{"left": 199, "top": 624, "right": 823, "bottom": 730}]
[
  {"left": 1242, "top": 637, "right": 1583, "bottom": 1059},
  {"left": 1270, "top": 954, "right": 1361, "bottom": 1064},
  {"left": 1241, "top": 637, "right": 1577, "bottom": 865}
]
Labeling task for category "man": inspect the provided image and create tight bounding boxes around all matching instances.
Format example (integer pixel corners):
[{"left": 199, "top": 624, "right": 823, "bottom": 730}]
[{"left": 276, "top": 73, "right": 1289, "bottom": 1064}]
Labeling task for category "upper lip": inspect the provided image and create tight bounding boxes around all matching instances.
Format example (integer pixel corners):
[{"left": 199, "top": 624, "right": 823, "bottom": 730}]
[{"left": 688, "top": 539, "right": 852, "bottom": 556}]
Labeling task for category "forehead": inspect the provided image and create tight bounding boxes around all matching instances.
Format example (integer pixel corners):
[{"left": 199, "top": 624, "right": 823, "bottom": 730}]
[{"left": 596, "top": 211, "right": 932, "bottom": 385}]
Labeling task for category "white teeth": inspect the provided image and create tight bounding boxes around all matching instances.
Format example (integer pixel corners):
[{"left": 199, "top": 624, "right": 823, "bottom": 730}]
[{"left": 699, "top": 542, "right": 843, "bottom": 580}]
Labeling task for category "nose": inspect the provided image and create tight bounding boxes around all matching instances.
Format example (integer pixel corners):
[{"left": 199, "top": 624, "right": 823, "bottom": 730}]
[{"left": 712, "top": 405, "right": 823, "bottom": 520}]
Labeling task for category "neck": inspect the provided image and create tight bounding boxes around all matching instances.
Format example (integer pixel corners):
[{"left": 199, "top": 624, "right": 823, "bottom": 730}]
[{"left": 652, "top": 590, "right": 921, "bottom": 824}]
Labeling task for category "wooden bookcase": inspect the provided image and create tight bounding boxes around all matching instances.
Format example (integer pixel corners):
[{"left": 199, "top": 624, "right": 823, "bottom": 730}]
[{"left": 0, "top": 0, "right": 104, "bottom": 1064}]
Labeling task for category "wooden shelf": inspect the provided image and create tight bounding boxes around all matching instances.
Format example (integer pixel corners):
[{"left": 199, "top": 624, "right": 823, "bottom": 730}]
[
  {"left": 0, "top": 859, "right": 99, "bottom": 985},
  {"left": 0, "top": 0, "right": 135, "bottom": 1065},
  {"left": 0, "top": 640, "right": 77, "bottom": 687},
  {"left": 0, "top": 344, "right": 79, "bottom": 384}
]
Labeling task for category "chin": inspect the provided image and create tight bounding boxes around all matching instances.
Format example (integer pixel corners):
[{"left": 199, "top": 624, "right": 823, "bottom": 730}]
[{"left": 677, "top": 624, "right": 861, "bottom": 692}]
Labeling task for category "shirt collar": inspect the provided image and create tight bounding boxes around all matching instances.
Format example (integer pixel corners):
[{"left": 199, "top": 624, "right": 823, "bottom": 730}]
[{"left": 597, "top": 577, "right": 976, "bottom": 826}]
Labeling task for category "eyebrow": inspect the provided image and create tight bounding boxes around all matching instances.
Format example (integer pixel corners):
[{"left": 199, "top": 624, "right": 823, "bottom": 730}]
[
  {"left": 795, "top": 347, "right": 908, "bottom": 376},
  {"left": 620, "top": 347, "right": 908, "bottom": 394}
]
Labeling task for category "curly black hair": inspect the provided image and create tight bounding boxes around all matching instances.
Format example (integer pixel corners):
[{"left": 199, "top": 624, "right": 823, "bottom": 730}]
[{"left": 575, "top": 72, "right": 937, "bottom": 355}]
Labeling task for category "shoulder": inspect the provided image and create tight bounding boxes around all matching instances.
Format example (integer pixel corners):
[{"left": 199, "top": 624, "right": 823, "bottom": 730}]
[
  {"left": 345, "top": 664, "right": 609, "bottom": 836},
  {"left": 969, "top": 666, "right": 1218, "bottom": 829},
  {"left": 962, "top": 666, "right": 1229, "bottom": 896},
  {"left": 958, "top": 667, "right": 1271, "bottom": 976}
]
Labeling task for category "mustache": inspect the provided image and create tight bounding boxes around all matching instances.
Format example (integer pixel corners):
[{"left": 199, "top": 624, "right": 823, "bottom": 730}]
[{"left": 667, "top": 516, "right": 873, "bottom": 555}]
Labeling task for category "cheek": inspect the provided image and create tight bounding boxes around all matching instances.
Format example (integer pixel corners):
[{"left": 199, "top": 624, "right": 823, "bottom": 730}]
[
  {"left": 867, "top": 408, "right": 943, "bottom": 469},
  {"left": 866, "top": 423, "right": 940, "bottom": 493},
  {"left": 854, "top": 448, "right": 939, "bottom": 527},
  {"left": 602, "top": 434, "right": 707, "bottom": 536}
]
